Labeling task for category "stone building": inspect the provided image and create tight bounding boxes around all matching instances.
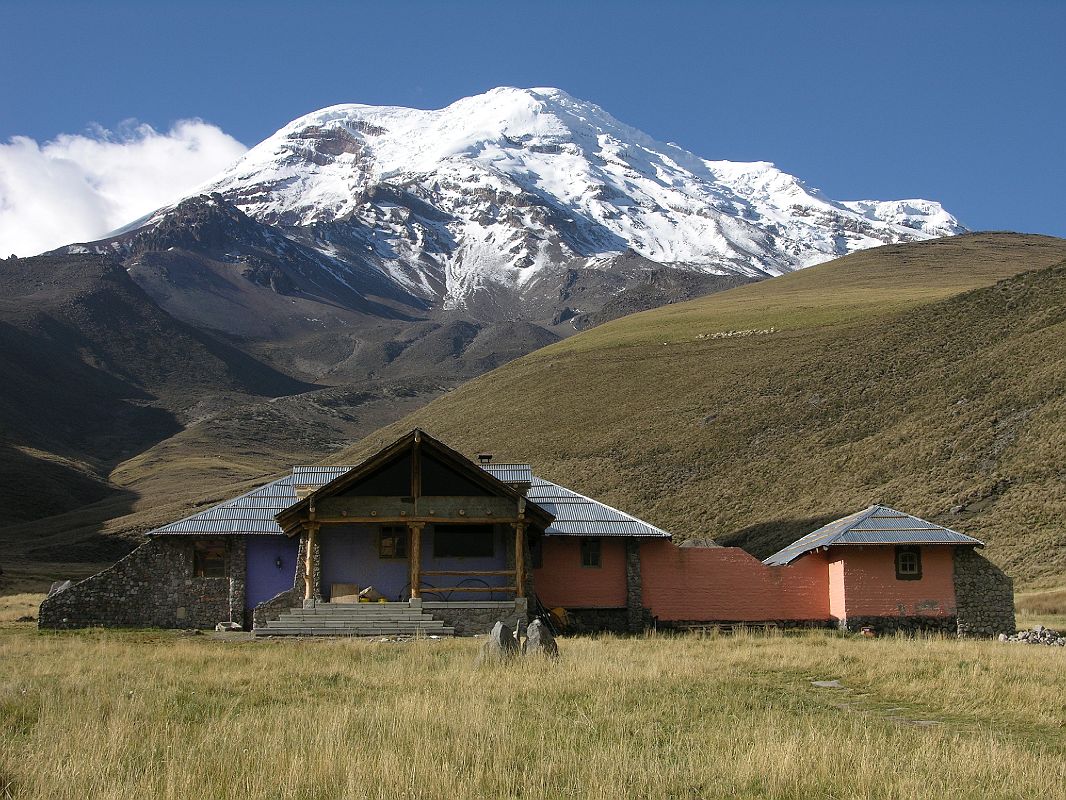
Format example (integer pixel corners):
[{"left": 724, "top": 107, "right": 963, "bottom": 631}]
[{"left": 39, "top": 429, "right": 1014, "bottom": 637}]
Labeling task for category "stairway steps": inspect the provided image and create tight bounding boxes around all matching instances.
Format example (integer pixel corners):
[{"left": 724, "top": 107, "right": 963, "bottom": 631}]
[
  {"left": 255, "top": 603, "right": 456, "bottom": 637},
  {"left": 260, "top": 627, "right": 455, "bottom": 636}
]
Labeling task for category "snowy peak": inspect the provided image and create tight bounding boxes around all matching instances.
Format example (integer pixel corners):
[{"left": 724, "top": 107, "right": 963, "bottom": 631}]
[{"left": 189, "top": 87, "right": 964, "bottom": 309}]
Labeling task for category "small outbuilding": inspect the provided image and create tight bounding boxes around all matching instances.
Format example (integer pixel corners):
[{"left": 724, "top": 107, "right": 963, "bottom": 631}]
[{"left": 763, "top": 505, "right": 1015, "bottom": 635}]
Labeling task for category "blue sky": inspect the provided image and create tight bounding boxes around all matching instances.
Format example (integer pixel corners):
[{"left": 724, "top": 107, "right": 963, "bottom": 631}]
[{"left": 2, "top": 0, "right": 1063, "bottom": 241}]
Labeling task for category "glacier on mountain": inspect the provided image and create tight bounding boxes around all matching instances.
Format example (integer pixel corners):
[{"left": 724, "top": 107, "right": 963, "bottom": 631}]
[{"left": 176, "top": 87, "right": 963, "bottom": 309}]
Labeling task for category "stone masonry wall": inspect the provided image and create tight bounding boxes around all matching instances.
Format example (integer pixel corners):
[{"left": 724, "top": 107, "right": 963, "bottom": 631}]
[
  {"left": 39, "top": 537, "right": 246, "bottom": 630},
  {"left": 838, "top": 615, "right": 958, "bottom": 634},
  {"left": 253, "top": 587, "right": 302, "bottom": 628},
  {"left": 564, "top": 607, "right": 629, "bottom": 634},
  {"left": 954, "top": 547, "right": 1016, "bottom": 637},
  {"left": 423, "top": 599, "right": 527, "bottom": 636},
  {"left": 625, "top": 539, "right": 653, "bottom": 633}
]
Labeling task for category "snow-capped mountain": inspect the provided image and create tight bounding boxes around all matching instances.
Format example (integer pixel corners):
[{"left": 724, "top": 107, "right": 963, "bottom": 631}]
[{"left": 190, "top": 87, "right": 963, "bottom": 313}]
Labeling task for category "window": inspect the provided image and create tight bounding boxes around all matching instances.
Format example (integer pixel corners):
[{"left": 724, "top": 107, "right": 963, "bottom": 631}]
[
  {"left": 895, "top": 546, "right": 922, "bottom": 580},
  {"left": 379, "top": 525, "right": 408, "bottom": 559},
  {"left": 433, "top": 525, "right": 495, "bottom": 558},
  {"left": 580, "top": 537, "right": 601, "bottom": 568},
  {"left": 193, "top": 542, "right": 228, "bottom": 578}
]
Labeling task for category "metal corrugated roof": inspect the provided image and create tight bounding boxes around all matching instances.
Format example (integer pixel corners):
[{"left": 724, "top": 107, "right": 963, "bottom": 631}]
[
  {"left": 763, "top": 505, "right": 983, "bottom": 566},
  {"left": 152, "top": 462, "right": 670, "bottom": 539},
  {"left": 292, "top": 466, "right": 351, "bottom": 486},
  {"left": 149, "top": 476, "right": 298, "bottom": 536},
  {"left": 480, "top": 463, "right": 533, "bottom": 484},
  {"left": 527, "top": 477, "right": 671, "bottom": 539}
]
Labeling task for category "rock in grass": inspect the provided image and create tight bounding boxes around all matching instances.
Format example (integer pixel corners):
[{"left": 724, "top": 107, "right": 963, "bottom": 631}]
[
  {"left": 522, "top": 619, "right": 559, "bottom": 658},
  {"left": 477, "top": 621, "right": 518, "bottom": 664}
]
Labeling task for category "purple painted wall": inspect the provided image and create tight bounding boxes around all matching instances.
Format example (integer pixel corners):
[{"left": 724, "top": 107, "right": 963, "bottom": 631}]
[
  {"left": 245, "top": 534, "right": 301, "bottom": 610},
  {"left": 321, "top": 524, "right": 410, "bottom": 601},
  {"left": 318, "top": 524, "right": 512, "bottom": 602},
  {"left": 421, "top": 524, "right": 511, "bottom": 601}
]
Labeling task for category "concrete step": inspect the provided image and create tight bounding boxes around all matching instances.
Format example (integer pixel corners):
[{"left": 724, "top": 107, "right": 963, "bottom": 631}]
[
  {"left": 254, "top": 604, "right": 456, "bottom": 637},
  {"left": 255, "top": 605, "right": 460, "bottom": 644},
  {"left": 262, "top": 631, "right": 458, "bottom": 635},
  {"left": 281, "top": 612, "right": 436, "bottom": 618},
  {"left": 260, "top": 629, "right": 455, "bottom": 637},
  {"left": 268, "top": 622, "right": 451, "bottom": 631}
]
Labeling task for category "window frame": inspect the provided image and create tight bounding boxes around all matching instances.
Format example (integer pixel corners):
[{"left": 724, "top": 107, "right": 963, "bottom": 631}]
[
  {"left": 432, "top": 524, "right": 496, "bottom": 559},
  {"left": 378, "top": 525, "right": 409, "bottom": 560},
  {"left": 580, "top": 537, "right": 602, "bottom": 568},
  {"left": 895, "top": 546, "right": 922, "bottom": 580},
  {"left": 192, "top": 541, "right": 229, "bottom": 579}
]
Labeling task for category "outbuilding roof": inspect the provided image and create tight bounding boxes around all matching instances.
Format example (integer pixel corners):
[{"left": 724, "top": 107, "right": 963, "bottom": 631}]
[
  {"left": 762, "top": 505, "right": 984, "bottom": 566},
  {"left": 149, "top": 461, "right": 669, "bottom": 539}
]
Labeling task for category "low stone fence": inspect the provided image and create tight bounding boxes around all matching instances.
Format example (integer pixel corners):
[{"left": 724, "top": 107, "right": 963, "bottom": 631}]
[{"left": 252, "top": 586, "right": 302, "bottom": 628}]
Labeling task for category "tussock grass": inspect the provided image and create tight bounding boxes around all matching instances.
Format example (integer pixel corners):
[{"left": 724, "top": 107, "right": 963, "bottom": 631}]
[
  {"left": 0, "top": 594, "right": 43, "bottom": 623},
  {"left": 0, "top": 626, "right": 1063, "bottom": 799},
  {"left": 1017, "top": 588, "right": 1066, "bottom": 617}
]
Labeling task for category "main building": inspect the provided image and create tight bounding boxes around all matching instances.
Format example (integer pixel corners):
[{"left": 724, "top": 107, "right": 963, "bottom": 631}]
[{"left": 40, "top": 430, "right": 1014, "bottom": 637}]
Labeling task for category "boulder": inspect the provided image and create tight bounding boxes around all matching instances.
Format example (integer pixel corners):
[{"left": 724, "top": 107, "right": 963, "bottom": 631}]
[
  {"left": 477, "top": 621, "right": 518, "bottom": 663},
  {"left": 522, "top": 618, "right": 559, "bottom": 658}
]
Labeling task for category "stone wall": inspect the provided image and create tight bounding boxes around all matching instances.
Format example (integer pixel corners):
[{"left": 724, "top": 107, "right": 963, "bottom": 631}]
[
  {"left": 252, "top": 586, "right": 302, "bottom": 628},
  {"left": 39, "top": 537, "right": 246, "bottom": 630},
  {"left": 954, "top": 547, "right": 1016, "bottom": 637},
  {"left": 563, "top": 607, "right": 629, "bottom": 634},
  {"left": 838, "top": 615, "right": 958, "bottom": 635},
  {"left": 422, "top": 599, "right": 527, "bottom": 636},
  {"left": 625, "top": 539, "right": 653, "bottom": 633}
]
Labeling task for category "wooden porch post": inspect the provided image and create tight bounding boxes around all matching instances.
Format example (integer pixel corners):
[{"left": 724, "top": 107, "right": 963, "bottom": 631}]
[
  {"left": 408, "top": 522, "right": 424, "bottom": 599},
  {"left": 514, "top": 521, "right": 526, "bottom": 599},
  {"left": 303, "top": 522, "right": 320, "bottom": 602}
]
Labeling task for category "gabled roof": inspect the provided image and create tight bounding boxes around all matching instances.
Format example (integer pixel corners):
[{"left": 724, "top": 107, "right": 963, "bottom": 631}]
[
  {"left": 762, "top": 505, "right": 984, "bottom": 566},
  {"left": 148, "top": 455, "right": 670, "bottom": 539},
  {"left": 274, "top": 429, "right": 552, "bottom": 533},
  {"left": 529, "top": 477, "right": 671, "bottom": 538}
]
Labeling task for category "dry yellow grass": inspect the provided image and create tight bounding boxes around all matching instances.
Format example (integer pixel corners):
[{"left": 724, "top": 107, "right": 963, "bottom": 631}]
[
  {"left": 0, "top": 626, "right": 1063, "bottom": 799},
  {"left": 1017, "top": 587, "right": 1066, "bottom": 617},
  {"left": 0, "top": 595, "right": 43, "bottom": 624}
]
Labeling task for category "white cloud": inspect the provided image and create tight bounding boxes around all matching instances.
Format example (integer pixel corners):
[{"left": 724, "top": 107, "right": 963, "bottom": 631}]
[{"left": 0, "top": 120, "right": 247, "bottom": 257}]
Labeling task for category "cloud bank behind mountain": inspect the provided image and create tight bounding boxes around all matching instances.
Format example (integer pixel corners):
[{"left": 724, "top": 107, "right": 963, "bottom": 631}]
[{"left": 0, "top": 120, "right": 246, "bottom": 257}]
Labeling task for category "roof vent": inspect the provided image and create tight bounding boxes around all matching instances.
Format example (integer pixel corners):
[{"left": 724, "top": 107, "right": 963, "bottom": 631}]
[{"left": 477, "top": 452, "right": 493, "bottom": 464}]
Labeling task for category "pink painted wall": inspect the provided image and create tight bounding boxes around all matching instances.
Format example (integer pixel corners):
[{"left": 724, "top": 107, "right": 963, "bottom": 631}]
[
  {"left": 533, "top": 537, "right": 627, "bottom": 608},
  {"left": 831, "top": 545, "right": 957, "bottom": 618},
  {"left": 829, "top": 557, "right": 846, "bottom": 620},
  {"left": 639, "top": 541, "right": 830, "bottom": 622},
  {"left": 532, "top": 538, "right": 960, "bottom": 624}
]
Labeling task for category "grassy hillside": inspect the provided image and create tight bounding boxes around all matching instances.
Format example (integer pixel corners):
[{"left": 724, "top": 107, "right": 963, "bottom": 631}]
[
  {"left": 333, "top": 233, "right": 1066, "bottom": 590},
  {"left": 1, "top": 627, "right": 1064, "bottom": 799}
]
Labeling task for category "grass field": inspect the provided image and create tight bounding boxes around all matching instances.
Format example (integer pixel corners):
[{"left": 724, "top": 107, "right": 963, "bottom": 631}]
[{"left": 0, "top": 625, "right": 1063, "bottom": 800}]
